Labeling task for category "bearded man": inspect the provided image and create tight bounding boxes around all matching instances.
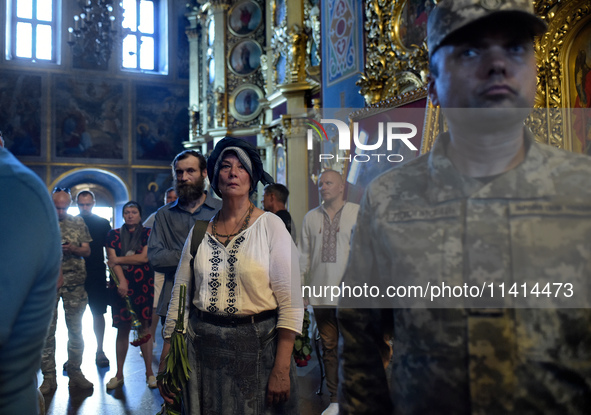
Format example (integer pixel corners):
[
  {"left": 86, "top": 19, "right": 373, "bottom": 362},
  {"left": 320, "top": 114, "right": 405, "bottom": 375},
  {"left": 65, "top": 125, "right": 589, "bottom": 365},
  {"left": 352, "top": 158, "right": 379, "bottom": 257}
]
[{"left": 148, "top": 150, "right": 221, "bottom": 324}]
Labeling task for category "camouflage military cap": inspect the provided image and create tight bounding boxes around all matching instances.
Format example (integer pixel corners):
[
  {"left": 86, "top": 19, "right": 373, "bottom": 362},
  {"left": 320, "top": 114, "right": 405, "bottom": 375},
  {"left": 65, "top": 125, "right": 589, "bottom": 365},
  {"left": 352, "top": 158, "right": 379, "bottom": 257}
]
[{"left": 428, "top": 0, "right": 547, "bottom": 56}]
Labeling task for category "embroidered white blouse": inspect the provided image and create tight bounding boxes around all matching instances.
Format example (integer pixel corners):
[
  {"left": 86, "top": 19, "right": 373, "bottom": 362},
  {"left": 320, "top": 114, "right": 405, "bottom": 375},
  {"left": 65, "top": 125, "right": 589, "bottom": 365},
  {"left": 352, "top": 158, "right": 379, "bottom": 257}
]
[{"left": 164, "top": 212, "right": 303, "bottom": 338}]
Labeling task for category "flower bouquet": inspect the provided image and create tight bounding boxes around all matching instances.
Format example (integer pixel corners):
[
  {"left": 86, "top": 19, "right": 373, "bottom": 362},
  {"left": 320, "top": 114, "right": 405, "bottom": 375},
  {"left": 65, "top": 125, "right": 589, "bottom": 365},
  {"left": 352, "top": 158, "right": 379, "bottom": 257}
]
[
  {"left": 293, "top": 309, "right": 312, "bottom": 367},
  {"left": 108, "top": 267, "right": 151, "bottom": 346},
  {"left": 157, "top": 284, "right": 191, "bottom": 415}
]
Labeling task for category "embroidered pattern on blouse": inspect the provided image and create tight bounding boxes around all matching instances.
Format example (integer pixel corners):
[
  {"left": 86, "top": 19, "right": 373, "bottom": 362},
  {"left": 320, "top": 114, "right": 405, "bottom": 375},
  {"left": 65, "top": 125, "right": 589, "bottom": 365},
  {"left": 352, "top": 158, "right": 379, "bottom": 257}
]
[
  {"left": 321, "top": 208, "right": 343, "bottom": 263},
  {"left": 207, "top": 235, "right": 222, "bottom": 313},
  {"left": 224, "top": 234, "right": 245, "bottom": 314}
]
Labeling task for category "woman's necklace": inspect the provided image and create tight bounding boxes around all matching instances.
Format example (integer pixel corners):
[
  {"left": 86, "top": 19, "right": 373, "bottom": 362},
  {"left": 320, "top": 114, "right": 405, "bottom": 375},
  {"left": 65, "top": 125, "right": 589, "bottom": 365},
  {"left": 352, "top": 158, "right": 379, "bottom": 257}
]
[{"left": 212, "top": 202, "right": 254, "bottom": 247}]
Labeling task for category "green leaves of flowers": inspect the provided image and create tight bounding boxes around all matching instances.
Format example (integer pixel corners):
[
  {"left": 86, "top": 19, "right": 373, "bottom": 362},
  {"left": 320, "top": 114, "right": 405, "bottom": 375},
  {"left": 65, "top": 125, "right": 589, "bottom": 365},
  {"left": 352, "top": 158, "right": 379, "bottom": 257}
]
[
  {"left": 156, "top": 284, "right": 191, "bottom": 415},
  {"left": 293, "top": 309, "right": 313, "bottom": 366}
]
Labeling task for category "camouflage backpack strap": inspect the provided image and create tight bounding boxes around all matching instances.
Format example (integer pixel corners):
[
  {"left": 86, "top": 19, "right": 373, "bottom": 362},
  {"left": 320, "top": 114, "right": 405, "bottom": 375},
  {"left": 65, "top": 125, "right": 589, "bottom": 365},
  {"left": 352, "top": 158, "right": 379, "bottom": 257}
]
[{"left": 189, "top": 220, "right": 209, "bottom": 277}]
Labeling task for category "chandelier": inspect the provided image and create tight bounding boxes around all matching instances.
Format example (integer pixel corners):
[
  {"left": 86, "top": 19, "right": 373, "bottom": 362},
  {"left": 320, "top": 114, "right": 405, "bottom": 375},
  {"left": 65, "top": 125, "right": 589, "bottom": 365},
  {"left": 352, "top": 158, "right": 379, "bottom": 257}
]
[{"left": 68, "top": 0, "right": 119, "bottom": 69}]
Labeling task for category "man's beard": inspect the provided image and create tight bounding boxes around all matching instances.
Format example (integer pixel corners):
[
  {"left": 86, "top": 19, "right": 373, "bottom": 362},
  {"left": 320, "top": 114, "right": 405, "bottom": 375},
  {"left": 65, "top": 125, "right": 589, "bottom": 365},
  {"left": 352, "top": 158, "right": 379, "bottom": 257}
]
[{"left": 175, "top": 177, "right": 205, "bottom": 203}]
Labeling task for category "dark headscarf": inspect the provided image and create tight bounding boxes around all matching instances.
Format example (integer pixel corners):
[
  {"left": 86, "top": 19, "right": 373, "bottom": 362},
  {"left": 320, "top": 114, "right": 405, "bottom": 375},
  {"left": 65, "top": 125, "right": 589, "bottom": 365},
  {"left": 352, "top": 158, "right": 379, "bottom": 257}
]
[{"left": 207, "top": 137, "right": 274, "bottom": 197}]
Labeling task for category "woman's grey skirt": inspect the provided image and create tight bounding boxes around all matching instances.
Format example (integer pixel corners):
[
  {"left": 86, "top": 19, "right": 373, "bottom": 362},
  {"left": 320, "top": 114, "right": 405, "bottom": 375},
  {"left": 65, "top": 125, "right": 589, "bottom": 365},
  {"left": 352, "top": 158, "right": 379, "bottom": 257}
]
[{"left": 181, "top": 310, "right": 300, "bottom": 415}]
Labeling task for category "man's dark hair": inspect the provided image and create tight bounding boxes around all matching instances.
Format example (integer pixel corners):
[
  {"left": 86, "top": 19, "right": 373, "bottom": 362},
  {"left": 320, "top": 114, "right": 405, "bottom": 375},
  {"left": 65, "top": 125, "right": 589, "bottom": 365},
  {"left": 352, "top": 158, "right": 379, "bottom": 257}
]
[
  {"left": 76, "top": 190, "right": 96, "bottom": 201},
  {"left": 264, "top": 183, "right": 289, "bottom": 204},
  {"left": 171, "top": 150, "right": 206, "bottom": 172},
  {"left": 164, "top": 186, "right": 176, "bottom": 204}
]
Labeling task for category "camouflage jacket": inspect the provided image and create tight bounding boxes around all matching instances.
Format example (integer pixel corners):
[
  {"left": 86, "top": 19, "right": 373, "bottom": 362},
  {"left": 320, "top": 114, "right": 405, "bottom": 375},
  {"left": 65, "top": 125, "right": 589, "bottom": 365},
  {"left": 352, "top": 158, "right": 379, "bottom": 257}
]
[
  {"left": 60, "top": 214, "right": 92, "bottom": 286},
  {"left": 339, "top": 131, "right": 591, "bottom": 414}
]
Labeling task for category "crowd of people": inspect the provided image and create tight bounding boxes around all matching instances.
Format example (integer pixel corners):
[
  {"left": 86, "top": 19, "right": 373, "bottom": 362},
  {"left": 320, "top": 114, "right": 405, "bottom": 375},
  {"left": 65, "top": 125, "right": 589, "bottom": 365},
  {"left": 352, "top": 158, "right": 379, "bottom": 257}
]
[{"left": 2, "top": 1, "right": 591, "bottom": 414}]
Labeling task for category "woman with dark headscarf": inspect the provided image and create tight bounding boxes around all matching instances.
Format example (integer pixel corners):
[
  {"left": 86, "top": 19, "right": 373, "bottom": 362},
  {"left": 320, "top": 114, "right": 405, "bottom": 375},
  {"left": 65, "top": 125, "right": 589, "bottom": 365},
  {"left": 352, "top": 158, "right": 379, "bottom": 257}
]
[
  {"left": 159, "top": 137, "right": 303, "bottom": 414},
  {"left": 105, "top": 201, "right": 156, "bottom": 390}
]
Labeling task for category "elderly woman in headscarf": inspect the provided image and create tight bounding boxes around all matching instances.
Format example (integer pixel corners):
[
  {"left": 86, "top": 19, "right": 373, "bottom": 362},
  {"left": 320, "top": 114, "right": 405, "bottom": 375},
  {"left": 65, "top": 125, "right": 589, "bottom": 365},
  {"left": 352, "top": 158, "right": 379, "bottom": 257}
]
[{"left": 158, "top": 137, "right": 303, "bottom": 414}]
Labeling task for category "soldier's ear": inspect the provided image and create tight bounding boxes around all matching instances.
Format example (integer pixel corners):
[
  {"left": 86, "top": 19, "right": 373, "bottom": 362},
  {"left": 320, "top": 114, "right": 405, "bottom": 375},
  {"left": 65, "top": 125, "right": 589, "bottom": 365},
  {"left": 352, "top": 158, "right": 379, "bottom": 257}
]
[
  {"left": 428, "top": 74, "right": 440, "bottom": 108},
  {"left": 427, "top": 52, "right": 441, "bottom": 107}
]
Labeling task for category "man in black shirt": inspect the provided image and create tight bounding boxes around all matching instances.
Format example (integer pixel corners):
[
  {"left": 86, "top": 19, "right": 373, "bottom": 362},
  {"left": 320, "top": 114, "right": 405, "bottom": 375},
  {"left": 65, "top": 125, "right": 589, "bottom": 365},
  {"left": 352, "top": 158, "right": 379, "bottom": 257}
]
[
  {"left": 76, "top": 190, "right": 112, "bottom": 368},
  {"left": 262, "top": 183, "right": 296, "bottom": 241}
]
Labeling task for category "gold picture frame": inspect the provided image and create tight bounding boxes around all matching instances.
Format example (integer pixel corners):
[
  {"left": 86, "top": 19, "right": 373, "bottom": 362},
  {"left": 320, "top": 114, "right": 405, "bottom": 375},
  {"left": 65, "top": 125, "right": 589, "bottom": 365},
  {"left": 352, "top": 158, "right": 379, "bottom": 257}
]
[
  {"left": 227, "top": 0, "right": 263, "bottom": 37},
  {"left": 229, "top": 84, "right": 264, "bottom": 122},
  {"left": 228, "top": 39, "right": 263, "bottom": 76},
  {"left": 533, "top": 0, "right": 591, "bottom": 153},
  {"left": 358, "top": 0, "right": 434, "bottom": 106}
]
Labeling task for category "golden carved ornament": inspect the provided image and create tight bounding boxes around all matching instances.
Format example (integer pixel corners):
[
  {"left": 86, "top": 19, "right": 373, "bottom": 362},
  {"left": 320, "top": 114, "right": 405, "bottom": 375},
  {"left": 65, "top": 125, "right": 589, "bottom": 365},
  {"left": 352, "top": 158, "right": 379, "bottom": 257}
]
[
  {"left": 185, "top": 0, "right": 201, "bottom": 13},
  {"left": 267, "top": 0, "right": 318, "bottom": 98},
  {"left": 260, "top": 53, "right": 269, "bottom": 92},
  {"left": 269, "top": 26, "right": 288, "bottom": 92},
  {"left": 286, "top": 24, "right": 308, "bottom": 84},
  {"left": 266, "top": 0, "right": 287, "bottom": 94},
  {"left": 259, "top": 124, "right": 274, "bottom": 146},
  {"left": 208, "top": 0, "right": 231, "bottom": 11},
  {"left": 189, "top": 105, "right": 200, "bottom": 141},
  {"left": 304, "top": 0, "right": 321, "bottom": 85},
  {"left": 185, "top": 26, "right": 199, "bottom": 40},
  {"left": 215, "top": 87, "right": 225, "bottom": 127},
  {"left": 419, "top": 96, "right": 444, "bottom": 154},
  {"left": 271, "top": 123, "right": 283, "bottom": 144},
  {"left": 358, "top": 0, "right": 433, "bottom": 105},
  {"left": 533, "top": 0, "right": 561, "bottom": 18},
  {"left": 531, "top": 0, "right": 591, "bottom": 150},
  {"left": 280, "top": 114, "right": 308, "bottom": 137},
  {"left": 350, "top": 85, "right": 428, "bottom": 120}
]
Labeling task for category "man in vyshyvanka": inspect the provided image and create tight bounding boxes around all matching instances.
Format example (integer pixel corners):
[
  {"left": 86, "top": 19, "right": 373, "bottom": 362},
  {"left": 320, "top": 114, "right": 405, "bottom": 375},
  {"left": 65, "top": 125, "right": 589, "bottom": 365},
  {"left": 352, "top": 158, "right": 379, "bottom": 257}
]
[
  {"left": 299, "top": 169, "right": 359, "bottom": 415},
  {"left": 338, "top": 0, "right": 591, "bottom": 413}
]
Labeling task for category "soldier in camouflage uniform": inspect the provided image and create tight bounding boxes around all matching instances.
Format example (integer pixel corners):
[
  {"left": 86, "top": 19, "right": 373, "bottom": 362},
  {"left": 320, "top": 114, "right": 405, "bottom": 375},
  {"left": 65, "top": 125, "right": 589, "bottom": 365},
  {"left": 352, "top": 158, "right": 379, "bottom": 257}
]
[
  {"left": 40, "top": 189, "right": 94, "bottom": 394},
  {"left": 338, "top": 1, "right": 591, "bottom": 414}
]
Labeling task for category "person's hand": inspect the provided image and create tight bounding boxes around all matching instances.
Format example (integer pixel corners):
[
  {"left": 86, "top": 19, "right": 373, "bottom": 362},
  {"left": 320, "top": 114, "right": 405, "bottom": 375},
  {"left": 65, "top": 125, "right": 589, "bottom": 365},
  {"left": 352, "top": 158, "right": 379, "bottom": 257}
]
[
  {"left": 62, "top": 242, "right": 73, "bottom": 255},
  {"left": 117, "top": 280, "right": 129, "bottom": 297},
  {"left": 57, "top": 268, "right": 64, "bottom": 291},
  {"left": 157, "top": 341, "right": 179, "bottom": 404},
  {"left": 266, "top": 364, "right": 290, "bottom": 406},
  {"left": 107, "top": 257, "right": 119, "bottom": 267}
]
